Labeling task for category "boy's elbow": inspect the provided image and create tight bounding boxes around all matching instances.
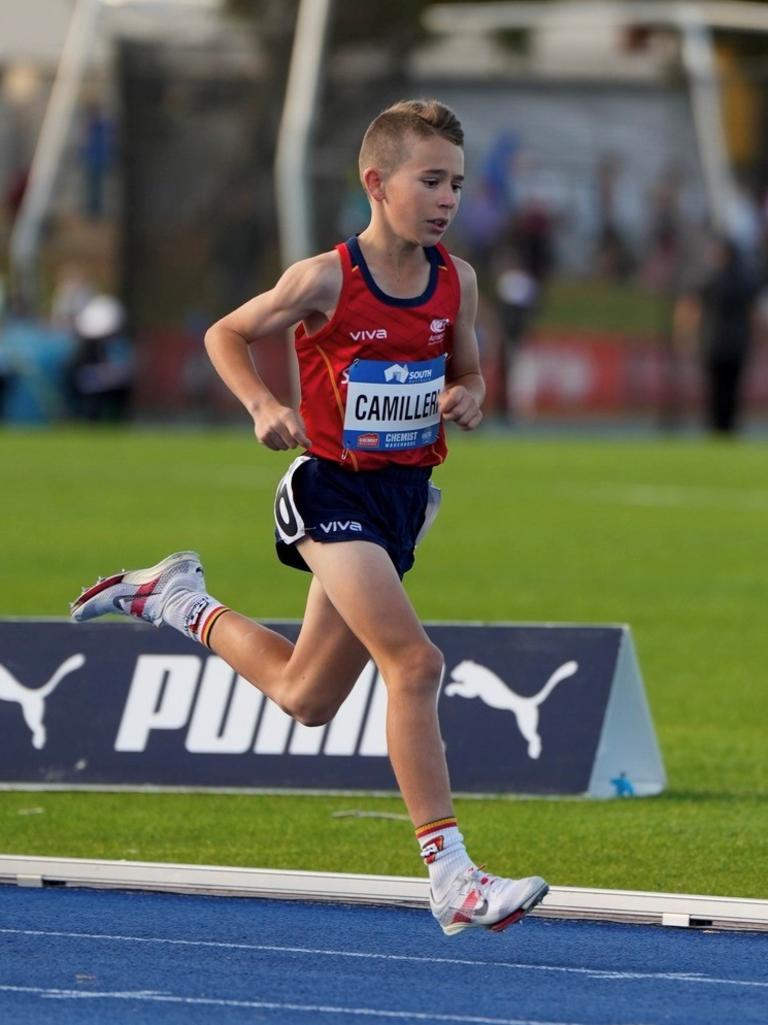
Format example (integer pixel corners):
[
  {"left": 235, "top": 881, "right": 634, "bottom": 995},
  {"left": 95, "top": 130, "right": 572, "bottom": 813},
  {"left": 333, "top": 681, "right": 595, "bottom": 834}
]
[
  {"left": 204, "top": 321, "right": 253, "bottom": 361},
  {"left": 204, "top": 323, "right": 229, "bottom": 356}
]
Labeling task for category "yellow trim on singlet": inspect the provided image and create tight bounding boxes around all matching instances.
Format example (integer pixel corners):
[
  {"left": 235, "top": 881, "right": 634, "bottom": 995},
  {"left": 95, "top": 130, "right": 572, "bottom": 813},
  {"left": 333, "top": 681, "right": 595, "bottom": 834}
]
[{"left": 314, "top": 343, "right": 359, "bottom": 471}]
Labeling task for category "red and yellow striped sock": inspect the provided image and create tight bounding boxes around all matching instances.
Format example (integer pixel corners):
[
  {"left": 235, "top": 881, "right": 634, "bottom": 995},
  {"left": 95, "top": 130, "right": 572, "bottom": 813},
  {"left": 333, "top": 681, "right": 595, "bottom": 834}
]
[
  {"left": 162, "top": 589, "right": 229, "bottom": 648},
  {"left": 198, "top": 604, "right": 230, "bottom": 648},
  {"left": 416, "top": 817, "right": 473, "bottom": 898}
]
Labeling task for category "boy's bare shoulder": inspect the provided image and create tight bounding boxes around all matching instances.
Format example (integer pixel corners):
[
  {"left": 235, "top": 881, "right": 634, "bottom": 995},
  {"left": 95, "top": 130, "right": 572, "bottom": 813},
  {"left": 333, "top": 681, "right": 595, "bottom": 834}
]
[
  {"left": 448, "top": 254, "right": 478, "bottom": 304},
  {"left": 282, "top": 249, "right": 343, "bottom": 308},
  {"left": 448, "top": 253, "right": 477, "bottom": 288}
]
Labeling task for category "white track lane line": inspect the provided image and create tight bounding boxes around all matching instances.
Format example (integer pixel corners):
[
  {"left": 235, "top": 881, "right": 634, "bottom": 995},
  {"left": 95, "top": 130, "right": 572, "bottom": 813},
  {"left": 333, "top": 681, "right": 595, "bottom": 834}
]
[
  {"left": 0, "top": 928, "right": 765, "bottom": 990},
  {"left": 0, "top": 985, "right": 640, "bottom": 1025}
]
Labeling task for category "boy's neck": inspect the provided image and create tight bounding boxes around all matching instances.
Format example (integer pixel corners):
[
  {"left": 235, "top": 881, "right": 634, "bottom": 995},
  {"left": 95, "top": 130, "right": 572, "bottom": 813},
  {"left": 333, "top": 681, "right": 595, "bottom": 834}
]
[{"left": 356, "top": 227, "right": 431, "bottom": 293}]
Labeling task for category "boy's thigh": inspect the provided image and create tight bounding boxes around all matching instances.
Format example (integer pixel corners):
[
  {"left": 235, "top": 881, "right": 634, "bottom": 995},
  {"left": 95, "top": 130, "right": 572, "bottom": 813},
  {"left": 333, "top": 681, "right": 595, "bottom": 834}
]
[
  {"left": 297, "top": 537, "right": 431, "bottom": 661},
  {"left": 291, "top": 575, "right": 369, "bottom": 679}
]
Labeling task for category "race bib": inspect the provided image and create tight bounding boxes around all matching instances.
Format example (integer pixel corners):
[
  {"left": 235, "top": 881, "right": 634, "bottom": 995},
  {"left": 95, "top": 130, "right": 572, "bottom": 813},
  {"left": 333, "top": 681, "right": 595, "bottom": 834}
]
[{"left": 343, "top": 355, "right": 446, "bottom": 451}]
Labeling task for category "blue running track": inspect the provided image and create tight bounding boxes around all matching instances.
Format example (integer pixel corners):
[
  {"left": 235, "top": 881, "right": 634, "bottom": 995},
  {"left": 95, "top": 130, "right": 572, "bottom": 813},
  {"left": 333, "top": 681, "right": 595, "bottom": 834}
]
[{"left": 1, "top": 885, "right": 766, "bottom": 1024}]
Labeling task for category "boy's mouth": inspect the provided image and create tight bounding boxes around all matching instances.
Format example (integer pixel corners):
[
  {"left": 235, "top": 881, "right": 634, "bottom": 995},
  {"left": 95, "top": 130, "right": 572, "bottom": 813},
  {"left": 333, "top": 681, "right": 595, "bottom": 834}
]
[{"left": 427, "top": 219, "right": 449, "bottom": 231}]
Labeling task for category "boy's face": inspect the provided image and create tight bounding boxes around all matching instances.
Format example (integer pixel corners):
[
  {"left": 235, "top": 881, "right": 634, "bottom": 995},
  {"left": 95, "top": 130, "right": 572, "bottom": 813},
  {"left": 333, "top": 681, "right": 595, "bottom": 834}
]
[{"left": 374, "top": 133, "right": 464, "bottom": 246}]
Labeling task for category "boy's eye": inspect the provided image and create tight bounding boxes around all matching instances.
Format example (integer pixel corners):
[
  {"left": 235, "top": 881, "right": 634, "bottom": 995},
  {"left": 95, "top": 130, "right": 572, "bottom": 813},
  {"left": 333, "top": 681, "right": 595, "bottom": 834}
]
[
  {"left": 452, "top": 182, "right": 463, "bottom": 192},
  {"left": 422, "top": 179, "right": 439, "bottom": 188}
]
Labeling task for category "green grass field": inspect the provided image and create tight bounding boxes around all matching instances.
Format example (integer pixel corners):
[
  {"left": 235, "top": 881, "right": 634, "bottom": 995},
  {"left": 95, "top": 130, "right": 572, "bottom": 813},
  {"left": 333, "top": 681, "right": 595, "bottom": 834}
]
[{"left": 1, "top": 427, "right": 766, "bottom": 898}]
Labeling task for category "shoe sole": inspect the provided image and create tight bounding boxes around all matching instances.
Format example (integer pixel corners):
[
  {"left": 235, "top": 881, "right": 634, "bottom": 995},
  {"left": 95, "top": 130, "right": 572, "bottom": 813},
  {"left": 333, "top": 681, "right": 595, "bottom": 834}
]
[
  {"left": 70, "top": 551, "right": 202, "bottom": 621},
  {"left": 488, "top": 880, "right": 550, "bottom": 933}
]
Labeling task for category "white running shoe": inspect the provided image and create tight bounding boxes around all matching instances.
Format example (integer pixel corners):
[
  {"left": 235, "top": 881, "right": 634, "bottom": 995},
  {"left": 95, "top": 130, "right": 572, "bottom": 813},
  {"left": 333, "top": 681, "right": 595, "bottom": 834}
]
[
  {"left": 70, "top": 551, "right": 205, "bottom": 627},
  {"left": 430, "top": 866, "right": 549, "bottom": 936}
]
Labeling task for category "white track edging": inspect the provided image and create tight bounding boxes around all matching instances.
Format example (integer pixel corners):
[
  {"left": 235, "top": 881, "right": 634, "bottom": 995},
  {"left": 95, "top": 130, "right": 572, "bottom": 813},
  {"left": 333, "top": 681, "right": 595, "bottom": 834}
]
[{"left": 2, "top": 854, "right": 767, "bottom": 932}]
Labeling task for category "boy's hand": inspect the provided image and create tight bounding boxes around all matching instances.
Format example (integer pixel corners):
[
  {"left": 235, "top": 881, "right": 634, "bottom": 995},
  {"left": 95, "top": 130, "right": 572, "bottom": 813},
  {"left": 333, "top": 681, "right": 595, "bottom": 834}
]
[
  {"left": 252, "top": 398, "right": 312, "bottom": 450},
  {"left": 439, "top": 385, "right": 483, "bottom": 431}
]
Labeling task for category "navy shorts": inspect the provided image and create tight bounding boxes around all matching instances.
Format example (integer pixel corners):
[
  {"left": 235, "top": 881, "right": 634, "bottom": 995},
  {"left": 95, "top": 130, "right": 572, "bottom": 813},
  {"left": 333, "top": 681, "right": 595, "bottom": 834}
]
[{"left": 274, "top": 455, "right": 441, "bottom": 578}]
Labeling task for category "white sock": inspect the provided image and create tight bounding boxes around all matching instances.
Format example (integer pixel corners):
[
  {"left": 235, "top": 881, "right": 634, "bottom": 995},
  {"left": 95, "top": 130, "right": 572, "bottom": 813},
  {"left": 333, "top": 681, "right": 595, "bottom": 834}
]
[
  {"left": 162, "top": 588, "right": 229, "bottom": 647},
  {"left": 416, "top": 817, "right": 474, "bottom": 899}
]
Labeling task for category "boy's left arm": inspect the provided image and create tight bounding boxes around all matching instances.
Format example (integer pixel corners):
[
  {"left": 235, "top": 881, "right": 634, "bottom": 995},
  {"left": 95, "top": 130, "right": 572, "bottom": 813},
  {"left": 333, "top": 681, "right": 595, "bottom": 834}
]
[{"left": 439, "top": 258, "right": 485, "bottom": 430}]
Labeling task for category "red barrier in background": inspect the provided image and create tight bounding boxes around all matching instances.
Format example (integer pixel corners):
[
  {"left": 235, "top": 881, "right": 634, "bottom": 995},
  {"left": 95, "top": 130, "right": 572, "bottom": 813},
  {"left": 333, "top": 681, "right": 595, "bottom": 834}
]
[
  {"left": 132, "top": 326, "right": 766, "bottom": 423},
  {"left": 132, "top": 328, "right": 293, "bottom": 418},
  {"left": 492, "top": 330, "right": 768, "bottom": 420}
]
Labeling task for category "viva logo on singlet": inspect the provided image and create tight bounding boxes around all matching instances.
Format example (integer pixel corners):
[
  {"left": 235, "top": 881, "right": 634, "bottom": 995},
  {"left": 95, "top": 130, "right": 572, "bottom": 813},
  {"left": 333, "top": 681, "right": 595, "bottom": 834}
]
[{"left": 343, "top": 354, "right": 446, "bottom": 451}]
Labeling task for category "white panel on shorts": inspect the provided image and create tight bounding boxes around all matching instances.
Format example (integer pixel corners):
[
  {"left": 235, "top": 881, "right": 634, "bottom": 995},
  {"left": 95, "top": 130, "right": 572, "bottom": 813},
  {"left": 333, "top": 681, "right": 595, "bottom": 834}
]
[
  {"left": 274, "top": 455, "right": 311, "bottom": 545},
  {"left": 415, "top": 482, "right": 442, "bottom": 546}
]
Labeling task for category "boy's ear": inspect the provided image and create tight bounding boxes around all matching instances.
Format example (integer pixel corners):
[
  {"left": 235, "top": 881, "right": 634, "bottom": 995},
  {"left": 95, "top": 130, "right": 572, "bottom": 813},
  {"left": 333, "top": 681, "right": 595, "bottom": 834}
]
[{"left": 362, "top": 166, "right": 386, "bottom": 202}]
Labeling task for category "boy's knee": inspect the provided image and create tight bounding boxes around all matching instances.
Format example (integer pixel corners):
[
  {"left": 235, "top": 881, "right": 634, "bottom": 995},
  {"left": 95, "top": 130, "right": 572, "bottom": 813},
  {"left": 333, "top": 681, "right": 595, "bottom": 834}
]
[
  {"left": 416, "top": 641, "right": 446, "bottom": 684},
  {"left": 284, "top": 695, "right": 338, "bottom": 728},
  {"left": 385, "top": 641, "right": 444, "bottom": 698}
]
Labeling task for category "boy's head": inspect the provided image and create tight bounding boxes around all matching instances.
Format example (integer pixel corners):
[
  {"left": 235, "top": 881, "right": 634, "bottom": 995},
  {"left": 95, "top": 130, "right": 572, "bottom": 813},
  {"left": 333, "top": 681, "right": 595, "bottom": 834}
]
[{"left": 358, "top": 99, "right": 464, "bottom": 192}]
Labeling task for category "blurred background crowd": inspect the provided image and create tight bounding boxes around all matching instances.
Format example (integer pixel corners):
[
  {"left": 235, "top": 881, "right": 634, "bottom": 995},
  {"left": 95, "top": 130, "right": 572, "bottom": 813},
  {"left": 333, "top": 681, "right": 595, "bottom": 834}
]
[{"left": 2, "top": 0, "right": 768, "bottom": 434}]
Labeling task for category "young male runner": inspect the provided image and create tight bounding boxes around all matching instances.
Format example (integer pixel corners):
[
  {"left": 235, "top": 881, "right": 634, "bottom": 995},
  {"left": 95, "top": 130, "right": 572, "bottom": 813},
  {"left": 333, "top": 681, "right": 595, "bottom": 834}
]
[{"left": 70, "top": 99, "right": 548, "bottom": 935}]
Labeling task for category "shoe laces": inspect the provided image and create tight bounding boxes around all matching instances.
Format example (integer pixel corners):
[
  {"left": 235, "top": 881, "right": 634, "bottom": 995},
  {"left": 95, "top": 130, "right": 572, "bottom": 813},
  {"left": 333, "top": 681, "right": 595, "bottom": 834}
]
[{"left": 462, "top": 864, "right": 496, "bottom": 900}]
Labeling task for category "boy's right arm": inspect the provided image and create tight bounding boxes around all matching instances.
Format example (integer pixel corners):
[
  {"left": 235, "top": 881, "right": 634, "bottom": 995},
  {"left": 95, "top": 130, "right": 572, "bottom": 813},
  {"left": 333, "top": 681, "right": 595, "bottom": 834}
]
[{"left": 204, "top": 252, "right": 341, "bottom": 450}]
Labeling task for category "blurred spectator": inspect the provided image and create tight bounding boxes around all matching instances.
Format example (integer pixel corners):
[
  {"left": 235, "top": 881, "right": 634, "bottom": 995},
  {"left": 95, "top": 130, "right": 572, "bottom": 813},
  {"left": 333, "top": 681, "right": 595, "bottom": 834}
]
[
  {"left": 641, "top": 166, "right": 684, "bottom": 295},
  {"left": 68, "top": 294, "right": 134, "bottom": 422},
  {"left": 492, "top": 247, "right": 539, "bottom": 419},
  {"left": 674, "top": 236, "right": 760, "bottom": 434},
  {"left": 642, "top": 167, "right": 687, "bottom": 432},
  {"left": 724, "top": 177, "right": 762, "bottom": 271},
  {"left": 80, "top": 103, "right": 115, "bottom": 219},
  {"left": 481, "top": 132, "right": 519, "bottom": 214},
  {"left": 476, "top": 139, "right": 557, "bottom": 420},
  {"left": 0, "top": 293, "right": 75, "bottom": 424},
  {"left": 458, "top": 134, "right": 519, "bottom": 281},
  {"left": 506, "top": 197, "right": 556, "bottom": 290},
  {"left": 594, "top": 154, "right": 633, "bottom": 280},
  {"left": 50, "top": 262, "right": 96, "bottom": 332},
  {"left": 459, "top": 178, "right": 506, "bottom": 275}
]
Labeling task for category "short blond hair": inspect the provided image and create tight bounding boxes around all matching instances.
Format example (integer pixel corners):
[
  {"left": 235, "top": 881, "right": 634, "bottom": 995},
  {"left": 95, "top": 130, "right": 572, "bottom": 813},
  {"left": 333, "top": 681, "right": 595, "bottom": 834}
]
[{"left": 358, "top": 99, "right": 464, "bottom": 187}]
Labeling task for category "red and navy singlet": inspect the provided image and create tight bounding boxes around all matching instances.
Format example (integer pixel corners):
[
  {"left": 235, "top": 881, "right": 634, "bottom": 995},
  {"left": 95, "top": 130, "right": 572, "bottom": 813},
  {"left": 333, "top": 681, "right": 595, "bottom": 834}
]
[{"left": 295, "top": 236, "right": 462, "bottom": 471}]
